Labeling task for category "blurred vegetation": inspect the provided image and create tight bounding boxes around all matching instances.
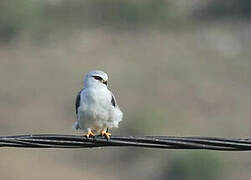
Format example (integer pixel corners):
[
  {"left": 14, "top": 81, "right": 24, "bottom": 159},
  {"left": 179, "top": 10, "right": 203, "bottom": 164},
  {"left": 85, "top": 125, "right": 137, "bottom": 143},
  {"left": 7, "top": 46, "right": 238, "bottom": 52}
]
[
  {"left": 194, "top": 0, "right": 251, "bottom": 19},
  {"left": 1, "top": 0, "right": 251, "bottom": 43},
  {"left": 164, "top": 152, "right": 221, "bottom": 180},
  {"left": 0, "top": 0, "right": 172, "bottom": 43}
]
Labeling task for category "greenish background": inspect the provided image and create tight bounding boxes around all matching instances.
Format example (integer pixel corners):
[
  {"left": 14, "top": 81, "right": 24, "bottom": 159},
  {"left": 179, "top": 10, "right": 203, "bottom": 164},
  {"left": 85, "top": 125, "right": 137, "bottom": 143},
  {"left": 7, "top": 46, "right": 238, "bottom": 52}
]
[{"left": 0, "top": 0, "right": 251, "bottom": 179}]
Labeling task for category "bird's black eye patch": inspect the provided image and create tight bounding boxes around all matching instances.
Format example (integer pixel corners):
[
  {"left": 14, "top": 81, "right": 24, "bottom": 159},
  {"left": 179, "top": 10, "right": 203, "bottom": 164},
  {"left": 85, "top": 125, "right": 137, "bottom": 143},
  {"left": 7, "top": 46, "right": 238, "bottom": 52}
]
[
  {"left": 92, "top": 75, "right": 103, "bottom": 81},
  {"left": 92, "top": 75, "right": 107, "bottom": 85}
]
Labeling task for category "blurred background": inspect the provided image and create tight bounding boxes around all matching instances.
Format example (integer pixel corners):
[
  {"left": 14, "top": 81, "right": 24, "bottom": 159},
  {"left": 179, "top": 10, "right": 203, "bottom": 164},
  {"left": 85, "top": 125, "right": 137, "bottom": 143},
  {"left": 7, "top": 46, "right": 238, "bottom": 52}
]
[{"left": 0, "top": 0, "right": 251, "bottom": 179}]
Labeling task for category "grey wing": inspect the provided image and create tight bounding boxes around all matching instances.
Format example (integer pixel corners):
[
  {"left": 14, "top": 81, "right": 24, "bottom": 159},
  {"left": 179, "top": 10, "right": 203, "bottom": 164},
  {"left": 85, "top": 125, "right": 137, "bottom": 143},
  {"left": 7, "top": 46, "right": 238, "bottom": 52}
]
[
  {"left": 110, "top": 91, "right": 118, "bottom": 107},
  {"left": 75, "top": 89, "right": 83, "bottom": 115}
]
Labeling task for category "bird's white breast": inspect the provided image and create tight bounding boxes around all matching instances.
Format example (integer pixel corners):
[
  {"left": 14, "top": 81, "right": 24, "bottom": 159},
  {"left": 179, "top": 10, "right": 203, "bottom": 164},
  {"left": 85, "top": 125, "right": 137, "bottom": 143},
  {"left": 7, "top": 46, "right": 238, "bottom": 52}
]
[{"left": 78, "top": 86, "right": 113, "bottom": 130}]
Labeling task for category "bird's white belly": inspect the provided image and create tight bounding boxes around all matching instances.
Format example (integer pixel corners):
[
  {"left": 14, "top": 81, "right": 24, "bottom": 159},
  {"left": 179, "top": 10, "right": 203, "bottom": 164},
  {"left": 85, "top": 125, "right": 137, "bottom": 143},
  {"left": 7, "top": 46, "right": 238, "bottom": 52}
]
[{"left": 78, "top": 88, "right": 112, "bottom": 131}]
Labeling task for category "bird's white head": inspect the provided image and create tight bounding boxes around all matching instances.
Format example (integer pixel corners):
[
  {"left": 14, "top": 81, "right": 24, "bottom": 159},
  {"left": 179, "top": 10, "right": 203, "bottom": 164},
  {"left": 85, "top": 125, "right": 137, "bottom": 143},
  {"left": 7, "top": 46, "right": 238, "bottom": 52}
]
[{"left": 83, "top": 70, "right": 108, "bottom": 88}]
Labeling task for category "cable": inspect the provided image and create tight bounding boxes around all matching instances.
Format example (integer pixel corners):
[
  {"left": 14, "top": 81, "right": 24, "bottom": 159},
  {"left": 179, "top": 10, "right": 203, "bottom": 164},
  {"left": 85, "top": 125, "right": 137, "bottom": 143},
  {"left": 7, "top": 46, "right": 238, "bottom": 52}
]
[{"left": 1, "top": 134, "right": 251, "bottom": 151}]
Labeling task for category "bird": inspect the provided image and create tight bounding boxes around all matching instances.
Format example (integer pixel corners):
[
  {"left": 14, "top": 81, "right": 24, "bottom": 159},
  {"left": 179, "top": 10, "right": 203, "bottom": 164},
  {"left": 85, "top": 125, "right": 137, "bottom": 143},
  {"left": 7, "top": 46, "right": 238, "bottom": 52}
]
[{"left": 73, "top": 70, "right": 123, "bottom": 139}]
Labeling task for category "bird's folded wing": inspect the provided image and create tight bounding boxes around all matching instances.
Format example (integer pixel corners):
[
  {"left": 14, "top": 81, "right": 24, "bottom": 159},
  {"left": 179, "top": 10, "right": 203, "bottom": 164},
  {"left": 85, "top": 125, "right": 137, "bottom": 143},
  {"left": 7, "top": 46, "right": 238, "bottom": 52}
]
[
  {"left": 75, "top": 89, "right": 83, "bottom": 114},
  {"left": 110, "top": 91, "right": 117, "bottom": 107}
]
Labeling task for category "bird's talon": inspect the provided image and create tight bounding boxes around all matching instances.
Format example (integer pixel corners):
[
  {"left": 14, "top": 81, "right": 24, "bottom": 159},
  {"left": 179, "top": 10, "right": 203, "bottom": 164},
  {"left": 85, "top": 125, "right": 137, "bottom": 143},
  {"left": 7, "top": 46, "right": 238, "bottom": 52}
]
[
  {"left": 101, "top": 130, "right": 111, "bottom": 139},
  {"left": 83, "top": 130, "right": 95, "bottom": 138}
]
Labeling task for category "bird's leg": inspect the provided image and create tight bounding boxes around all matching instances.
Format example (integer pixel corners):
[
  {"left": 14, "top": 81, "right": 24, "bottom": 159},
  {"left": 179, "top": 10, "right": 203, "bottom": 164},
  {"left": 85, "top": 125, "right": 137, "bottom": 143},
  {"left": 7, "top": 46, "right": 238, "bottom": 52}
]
[
  {"left": 101, "top": 129, "right": 111, "bottom": 139},
  {"left": 83, "top": 128, "right": 95, "bottom": 138}
]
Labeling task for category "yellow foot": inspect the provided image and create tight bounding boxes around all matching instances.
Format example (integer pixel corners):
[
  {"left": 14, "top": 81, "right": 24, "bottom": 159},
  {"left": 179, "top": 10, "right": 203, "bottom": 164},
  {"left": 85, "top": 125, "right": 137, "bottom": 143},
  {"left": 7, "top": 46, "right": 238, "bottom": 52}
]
[
  {"left": 101, "top": 130, "right": 111, "bottom": 139},
  {"left": 83, "top": 130, "right": 95, "bottom": 138}
]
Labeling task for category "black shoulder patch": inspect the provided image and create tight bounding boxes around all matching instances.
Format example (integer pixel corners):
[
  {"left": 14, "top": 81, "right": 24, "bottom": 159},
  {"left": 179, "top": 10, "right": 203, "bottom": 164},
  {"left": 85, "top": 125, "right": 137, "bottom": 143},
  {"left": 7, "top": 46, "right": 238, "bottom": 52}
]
[
  {"left": 75, "top": 89, "right": 82, "bottom": 114},
  {"left": 111, "top": 94, "right": 116, "bottom": 107}
]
